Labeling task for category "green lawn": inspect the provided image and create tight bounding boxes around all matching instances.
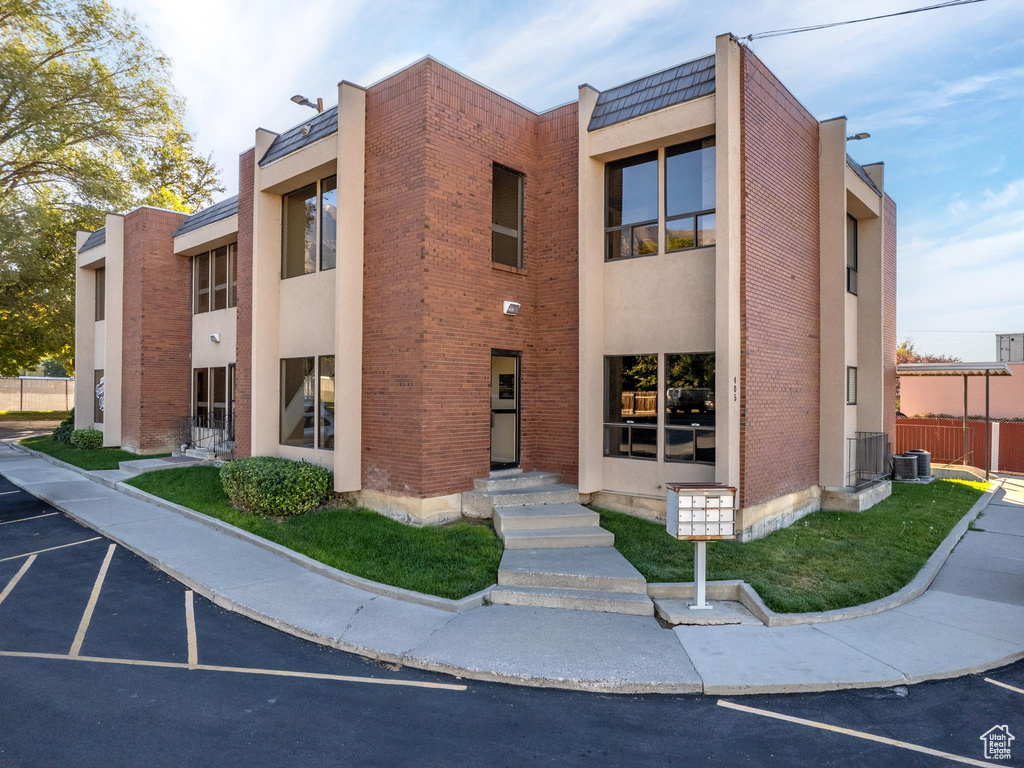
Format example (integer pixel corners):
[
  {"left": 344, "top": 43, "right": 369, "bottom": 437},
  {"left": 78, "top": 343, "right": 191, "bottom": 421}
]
[
  {"left": 126, "top": 466, "right": 503, "bottom": 600},
  {"left": 21, "top": 435, "right": 168, "bottom": 471},
  {"left": 599, "top": 479, "right": 987, "bottom": 614},
  {"left": 0, "top": 410, "right": 70, "bottom": 422}
]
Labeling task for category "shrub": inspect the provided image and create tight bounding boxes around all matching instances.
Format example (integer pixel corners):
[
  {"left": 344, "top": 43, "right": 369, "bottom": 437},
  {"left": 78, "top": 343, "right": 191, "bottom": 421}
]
[
  {"left": 52, "top": 409, "right": 75, "bottom": 445},
  {"left": 69, "top": 428, "right": 103, "bottom": 450},
  {"left": 220, "top": 457, "right": 333, "bottom": 516}
]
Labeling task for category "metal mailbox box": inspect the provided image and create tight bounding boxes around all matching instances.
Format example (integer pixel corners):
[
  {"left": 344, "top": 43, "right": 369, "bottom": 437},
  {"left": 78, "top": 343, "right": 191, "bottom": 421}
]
[{"left": 666, "top": 483, "right": 738, "bottom": 540}]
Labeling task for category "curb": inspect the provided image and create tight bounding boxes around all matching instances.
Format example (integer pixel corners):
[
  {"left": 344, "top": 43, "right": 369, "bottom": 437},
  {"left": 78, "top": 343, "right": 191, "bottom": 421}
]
[
  {"left": 649, "top": 479, "right": 1002, "bottom": 627},
  {"left": 9, "top": 443, "right": 491, "bottom": 613}
]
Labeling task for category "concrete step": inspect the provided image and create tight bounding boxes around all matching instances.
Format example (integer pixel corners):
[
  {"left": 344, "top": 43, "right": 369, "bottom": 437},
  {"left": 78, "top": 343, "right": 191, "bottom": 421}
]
[
  {"left": 494, "top": 502, "right": 598, "bottom": 535},
  {"left": 498, "top": 547, "right": 647, "bottom": 594},
  {"left": 489, "top": 585, "right": 654, "bottom": 616},
  {"left": 501, "top": 526, "right": 614, "bottom": 550},
  {"left": 119, "top": 456, "right": 205, "bottom": 476},
  {"left": 474, "top": 470, "right": 561, "bottom": 492},
  {"left": 462, "top": 484, "right": 579, "bottom": 519}
]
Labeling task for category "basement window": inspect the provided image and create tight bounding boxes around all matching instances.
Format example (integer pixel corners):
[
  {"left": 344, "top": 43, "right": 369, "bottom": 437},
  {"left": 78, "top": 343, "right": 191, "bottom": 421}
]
[{"left": 492, "top": 164, "right": 524, "bottom": 268}]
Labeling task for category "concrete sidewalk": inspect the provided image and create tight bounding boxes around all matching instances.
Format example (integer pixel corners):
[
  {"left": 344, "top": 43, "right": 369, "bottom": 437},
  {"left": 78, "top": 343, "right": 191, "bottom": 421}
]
[{"left": 2, "top": 442, "right": 1022, "bottom": 695}]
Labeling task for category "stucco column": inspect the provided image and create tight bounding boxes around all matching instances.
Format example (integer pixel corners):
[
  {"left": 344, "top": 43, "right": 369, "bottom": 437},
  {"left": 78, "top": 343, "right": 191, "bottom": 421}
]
[
  {"left": 857, "top": 163, "right": 886, "bottom": 434},
  {"left": 102, "top": 214, "right": 124, "bottom": 447},
  {"left": 249, "top": 128, "right": 281, "bottom": 457},
  {"left": 74, "top": 231, "right": 95, "bottom": 430},
  {"left": 334, "top": 81, "right": 366, "bottom": 492},
  {"left": 818, "top": 118, "right": 848, "bottom": 487},
  {"left": 714, "top": 33, "right": 741, "bottom": 498},
  {"left": 577, "top": 84, "right": 604, "bottom": 495}
]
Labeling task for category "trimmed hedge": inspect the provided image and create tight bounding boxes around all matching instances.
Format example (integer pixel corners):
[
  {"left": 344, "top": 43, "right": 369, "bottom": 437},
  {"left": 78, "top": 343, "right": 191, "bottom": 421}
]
[
  {"left": 69, "top": 428, "right": 103, "bottom": 450},
  {"left": 52, "top": 409, "right": 75, "bottom": 445},
  {"left": 220, "top": 456, "right": 333, "bottom": 516}
]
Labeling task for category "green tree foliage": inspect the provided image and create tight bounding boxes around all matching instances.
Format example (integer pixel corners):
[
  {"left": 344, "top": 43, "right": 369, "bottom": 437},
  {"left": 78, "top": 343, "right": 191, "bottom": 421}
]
[{"left": 0, "top": 0, "right": 224, "bottom": 375}]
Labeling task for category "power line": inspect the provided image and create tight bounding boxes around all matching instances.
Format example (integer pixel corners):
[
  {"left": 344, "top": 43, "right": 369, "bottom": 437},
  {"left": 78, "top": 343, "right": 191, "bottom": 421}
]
[{"left": 739, "top": 0, "right": 988, "bottom": 42}]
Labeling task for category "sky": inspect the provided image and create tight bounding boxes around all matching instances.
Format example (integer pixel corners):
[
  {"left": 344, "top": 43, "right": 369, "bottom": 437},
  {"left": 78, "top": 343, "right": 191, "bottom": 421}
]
[{"left": 120, "top": 0, "right": 1023, "bottom": 361}]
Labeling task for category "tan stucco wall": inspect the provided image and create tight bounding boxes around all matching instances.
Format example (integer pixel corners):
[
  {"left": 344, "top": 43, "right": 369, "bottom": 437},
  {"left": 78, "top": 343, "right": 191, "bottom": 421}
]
[
  {"left": 577, "top": 38, "right": 737, "bottom": 502},
  {"left": 74, "top": 230, "right": 99, "bottom": 430},
  {"left": 101, "top": 214, "right": 124, "bottom": 446},
  {"left": 855, "top": 165, "right": 885, "bottom": 435},
  {"left": 192, "top": 308, "right": 237, "bottom": 369}
]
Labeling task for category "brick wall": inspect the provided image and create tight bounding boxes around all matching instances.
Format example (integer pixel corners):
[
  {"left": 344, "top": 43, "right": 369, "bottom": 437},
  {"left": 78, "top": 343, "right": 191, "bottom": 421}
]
[
  {"left": 739, "top": 47, "right": 821, "bottom": 507},
  {"left": 234, "top": 149, "right": 255, "bottom": 458},
  {"left": 120, "top": 207, "right": 189, "bottom": 453},
  {"left": 361, "top": 60, "right": 579, "bottom": 499},
  {"left": 883, "top": 194, "right": 898, "bottom": 443}
]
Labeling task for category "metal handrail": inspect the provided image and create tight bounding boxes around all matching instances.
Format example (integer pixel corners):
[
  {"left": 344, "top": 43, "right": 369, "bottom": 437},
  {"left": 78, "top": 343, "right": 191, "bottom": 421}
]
[
  {"left": 178, "top": 415, "right": 234, "bottom": 452},
  {"left": 846, "top": 431, "right": 889, "bottom": 488}
]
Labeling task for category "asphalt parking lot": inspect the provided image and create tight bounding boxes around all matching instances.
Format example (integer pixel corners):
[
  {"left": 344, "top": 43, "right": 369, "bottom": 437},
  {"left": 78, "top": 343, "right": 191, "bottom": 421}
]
[{"left": 0, "top": 472, "right": 1021, "bottom": 767}]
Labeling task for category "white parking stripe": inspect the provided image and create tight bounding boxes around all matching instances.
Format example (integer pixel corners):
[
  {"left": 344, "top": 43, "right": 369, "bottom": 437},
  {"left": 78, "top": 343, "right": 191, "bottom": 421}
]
[
  {"left": 0, "top": 512, "right": 58, "bottom": 526},
  {"left": 0, "top": 650, "right": 468, "bottom": 691},
  {"left": 0, "top": 537, "right": 101, "bottom": 562},
  {"left": 0, "top": 555, "right": 36, "bottom": 607},
  {"left": 717, "top": 700, "right": 992, "bottom": 767},
  {"left": 69, "top": 544, "right": 116, "bottom": 657},
  {"left": 985, "top": 677, "right": 1024, "bottom": 696},
  {"left": 0, "top": 490, "right": 24, "bottom": 496}
]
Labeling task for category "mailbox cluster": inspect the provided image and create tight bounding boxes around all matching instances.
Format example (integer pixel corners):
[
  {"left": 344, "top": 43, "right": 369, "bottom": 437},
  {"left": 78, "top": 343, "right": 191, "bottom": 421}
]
[{"left": 666, "top": 484, "right": 738, "bottom": 540}]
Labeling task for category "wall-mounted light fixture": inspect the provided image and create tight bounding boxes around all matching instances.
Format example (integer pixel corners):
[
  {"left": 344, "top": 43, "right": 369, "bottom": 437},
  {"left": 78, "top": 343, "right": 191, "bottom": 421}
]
[
  {"left": 210, "top": 333, "right": 221, "bottom": 343},
  {"left": 846, "top": 132, "right": 870, "bottom": 141},
  {"left": 502, "top": 301, "right": 521, "bottom": 316}
]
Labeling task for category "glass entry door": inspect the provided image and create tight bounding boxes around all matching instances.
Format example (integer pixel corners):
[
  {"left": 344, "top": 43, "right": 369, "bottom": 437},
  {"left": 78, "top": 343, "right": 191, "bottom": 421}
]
[{"left": 490, "top": 352, "right": 520, "bottom": 470}]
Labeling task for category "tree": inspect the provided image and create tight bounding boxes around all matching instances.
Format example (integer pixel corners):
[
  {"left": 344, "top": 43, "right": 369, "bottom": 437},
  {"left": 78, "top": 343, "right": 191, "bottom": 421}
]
[
  {"left": 0, "top": 0, "right": 224, "bottom": 375},
  {"left": 896, "top": 338, "right": 961, "bottom": 365}
]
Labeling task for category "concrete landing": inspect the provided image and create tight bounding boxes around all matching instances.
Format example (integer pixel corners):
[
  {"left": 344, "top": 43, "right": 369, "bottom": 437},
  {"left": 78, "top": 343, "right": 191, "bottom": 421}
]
[
  {"left": 654, "top": 598, "right": 760, "bottom": 626},
  {"left": 119, "top": 455, "right": 205, "bottom": 477},
  {"left": 499, "top": 547, "right": 647, "bottom": 593}
]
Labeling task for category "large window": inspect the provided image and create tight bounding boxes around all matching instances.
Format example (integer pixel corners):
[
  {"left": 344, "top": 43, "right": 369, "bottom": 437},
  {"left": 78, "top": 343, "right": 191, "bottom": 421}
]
[
  {"left": 665, "top": 138, "right": 716, "bottom": 251},
  {"left": 318, "top": 356, "right": 335, "bottom": 451},
  {"left": 94, "top": 268, "right": 106, "bottom": 321},
  {"left": 665, "top": 353, "right": 715, "bottom": 464},
  {"left": 283, "top": 176, "right": 336, "bottom": 278},
  {"left": 603, "top": 355, "right": 658, "bottom": 459},
  {"left": 192, "top": 244, "right": 237, "bottom": 314},
  {"left": 846, "top": 214, "right": 858, "bottom": 295},
  {"left": 280, "top": 357, "right": 315, "bottom": 448},
  {"left": 605, "top": 152, "right": 658, "bottom": 261},
  {"left": 492, "top": 164, "right": 524, "bottom": 268}
]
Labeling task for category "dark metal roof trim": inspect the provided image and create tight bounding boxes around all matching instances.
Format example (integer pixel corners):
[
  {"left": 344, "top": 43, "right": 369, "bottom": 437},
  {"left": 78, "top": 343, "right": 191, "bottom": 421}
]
[
  {"left": 173, "top": 195, "right": 239, "bottom": 237},
  {"left": 79, "top": 227, "right": 106, "bottom": 253},
  {"left": 588, "top": 54, "right": 715, "bottom": 131},
  {"left": 259, "top": 105, "right": 339, "bottom": 167},
  {"left": 846, "top": 155, "right": 881, "bottom": 197}
]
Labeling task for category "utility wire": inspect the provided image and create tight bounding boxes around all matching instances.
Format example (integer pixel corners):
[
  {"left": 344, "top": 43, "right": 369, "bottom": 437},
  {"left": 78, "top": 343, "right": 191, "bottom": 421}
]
[{"left": 740, "top": 0, "right": 988, "bottom": 42}]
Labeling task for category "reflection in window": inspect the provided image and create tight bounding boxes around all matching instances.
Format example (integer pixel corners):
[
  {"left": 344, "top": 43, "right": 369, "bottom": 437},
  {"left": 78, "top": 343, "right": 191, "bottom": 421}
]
[
  {"left": 604, "top": 355, "right": 658, "bottom": 459},
  {"left": 194, "top": 368, "right": 209, "bottom": 425},
  {"left": 665, "top": 138, "right": 716, "bottom": 252},
  {"left": 194, "top": 252, "right": 210, "bottom": 313},
  {"left": 665, "top": 352, "right": 715, "bottom": 464},
  {"left": 282, "top": 184, "right": 317, "bottom": 278},
  {"left": 94, "top": 268, "right": 106, "bottom": 321},
  {"left": 605, "top": 153, "right": 658, "bottom": 260},
  {"left": 212, "top": 246, "right": 228, "bottom": 311},
  {"left": 94, "top": 369, "right": 104, "bottom": 424},
  {"left": 228, "top": 243, "right": 238, "bottom": 308},
  {"left": 319, "top": 356, "right": 335, "bottom": 450},
  {"left": 846, "top": 214, "right": 858, "bottom": 295},
  {"left": 320, "top": 176, "right": 337, "bottom": 271},
  {"left": 280, "top": 357, "right": 315, "bottom": 447},
  {"left": 492, "top": 164, "right": 524, "bottom": 268}
]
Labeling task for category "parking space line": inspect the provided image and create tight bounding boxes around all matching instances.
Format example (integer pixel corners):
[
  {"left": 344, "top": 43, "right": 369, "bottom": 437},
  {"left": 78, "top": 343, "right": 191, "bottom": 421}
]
[
  {"left": 0, "top": 650, "right": 468, "bottom": 691},
  {"left": 717, "top": 700, "right": 991, "bottom": 767},
  {"left": 0, "top": 512, "right": 58, "bottom": 526},
  {"left": 985, "top": 677, "right": 1024, "bottom": 696},
  {"left": 185, "top": 591, "right": 198, "bottom": 668},
  {"left": 0, "top": 490, "right": 24, "bottom": 496},
  {"left": 69, "top": 544, "right": 116, "bottom": 657},
  {"left": 0, "top": 537, "right": 101, "bottom": 562},
  {"left": 0, "top": 555, "right": 36, "bottom": 607}
]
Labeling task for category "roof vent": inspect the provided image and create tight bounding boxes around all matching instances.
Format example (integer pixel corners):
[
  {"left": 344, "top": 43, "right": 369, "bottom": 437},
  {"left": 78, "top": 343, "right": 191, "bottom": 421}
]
[{"left": 301, "top": 123, "right": 311, "bottom": 137}]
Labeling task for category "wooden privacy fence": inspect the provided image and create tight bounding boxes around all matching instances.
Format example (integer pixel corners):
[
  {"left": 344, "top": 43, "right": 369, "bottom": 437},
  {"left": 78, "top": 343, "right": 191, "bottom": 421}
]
[
  {"left": 0, "top": 377, "right": 75, "bottom": 412},
  {"left": 896, "top": 417, "right": 1024, "bottom": 474}
]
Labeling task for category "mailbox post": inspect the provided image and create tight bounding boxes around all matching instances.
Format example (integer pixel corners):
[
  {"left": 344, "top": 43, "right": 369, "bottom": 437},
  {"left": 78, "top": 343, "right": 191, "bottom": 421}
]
[{"left": 666, "top": 483, "right": 738, "bottom": 611}]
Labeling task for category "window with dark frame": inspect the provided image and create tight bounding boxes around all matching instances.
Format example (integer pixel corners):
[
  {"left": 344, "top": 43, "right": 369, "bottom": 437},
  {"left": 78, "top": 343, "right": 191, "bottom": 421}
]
[
  {"left": 665, "top": 352, "right": 715, "bottom": 464},
  {"left": 603, "top": 354, "right": 658, "bottom": 459},
  {"left": 93, "top": 369, "right": 104, "bottom": 424},
  {"left": 228, "top": 243, "right": 238, "bottom": 308},
  {"left": 194, "top": 252, "right": 210, "bottom": 313},
  {"left": 846, "top": 214, "right": 858, "bottom": 295},
  {"left": 492, "top": 164, "right": 524, "bottom": 268},
  {"left": 282, "top": 176, "right": 336, "bottom": 278},
  {"left": 194, "top": 368, "right": 209, "bottom": 425},
  {"left": 318, "top": 356, "right": 335, "bottom": 451},
  {"left": 665, "top": 137, "right": 716, "bottom": 252},
  {"left": 847, "top": 366, "right": 857, "bottom": 405},
  {"left": 94, "top": 267, "right": 106, "bottom": 321},
  {"left": 605, "top": 152, "right": 658, "bottom": 261},
  {"left": 280, "top": 357, "right": 315, "bottom": 447},
  {"left": 192, "top": 243, "right": 238, "bottom": 314},
  {"left": 212, "top": 246, "right": 228, "bottom": 311}
]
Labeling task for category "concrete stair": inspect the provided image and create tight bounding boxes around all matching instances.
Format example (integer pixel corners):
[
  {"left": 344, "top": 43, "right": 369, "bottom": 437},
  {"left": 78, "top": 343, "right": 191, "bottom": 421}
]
[
  {"left": 477, "top": 469, "right": 652, "bottom": 615},
  {"left": 119, "top": 455, "right": 206, "bottom": 477}
]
